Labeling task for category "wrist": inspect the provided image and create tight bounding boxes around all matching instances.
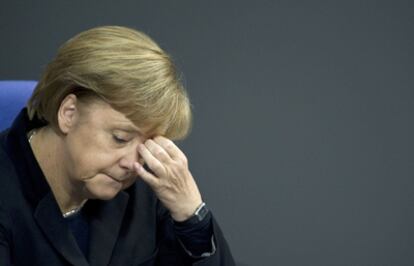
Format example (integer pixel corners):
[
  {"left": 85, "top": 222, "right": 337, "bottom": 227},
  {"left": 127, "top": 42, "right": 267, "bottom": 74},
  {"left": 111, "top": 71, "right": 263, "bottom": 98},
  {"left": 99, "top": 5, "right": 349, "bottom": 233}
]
[
  {"left": 173, "top": 202, "right": 209, "bottom": 226},
  {"left": 170, "top": 199, "right": 203, "bottom": 222}
]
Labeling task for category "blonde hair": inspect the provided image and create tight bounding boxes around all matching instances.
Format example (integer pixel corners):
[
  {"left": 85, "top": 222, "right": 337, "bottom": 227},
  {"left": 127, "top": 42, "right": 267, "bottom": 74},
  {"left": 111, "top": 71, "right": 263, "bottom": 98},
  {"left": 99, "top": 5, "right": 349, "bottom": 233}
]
[{"left": 27, "top": 26, "right": 191, "bottom": 140}]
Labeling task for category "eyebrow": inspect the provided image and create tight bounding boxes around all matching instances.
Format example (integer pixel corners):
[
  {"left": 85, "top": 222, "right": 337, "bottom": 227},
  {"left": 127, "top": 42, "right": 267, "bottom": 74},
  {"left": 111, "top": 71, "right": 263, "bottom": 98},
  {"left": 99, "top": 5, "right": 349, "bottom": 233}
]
[{"left": 113, "top": 124, "right": 145, "bottom": 136}]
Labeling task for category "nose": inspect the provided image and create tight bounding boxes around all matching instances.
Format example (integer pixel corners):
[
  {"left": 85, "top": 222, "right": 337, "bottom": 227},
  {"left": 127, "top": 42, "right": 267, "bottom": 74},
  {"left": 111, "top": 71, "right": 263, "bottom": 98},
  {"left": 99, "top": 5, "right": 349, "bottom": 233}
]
[{"left": 119, "top": 144, "right": 140, "bottom": 172}]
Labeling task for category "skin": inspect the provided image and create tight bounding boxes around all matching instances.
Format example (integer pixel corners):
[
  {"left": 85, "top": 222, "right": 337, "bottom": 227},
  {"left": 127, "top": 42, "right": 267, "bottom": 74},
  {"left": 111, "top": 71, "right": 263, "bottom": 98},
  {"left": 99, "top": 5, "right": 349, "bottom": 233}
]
[{"left": 30, "top": 94, "right": 202, "bottom": 221}]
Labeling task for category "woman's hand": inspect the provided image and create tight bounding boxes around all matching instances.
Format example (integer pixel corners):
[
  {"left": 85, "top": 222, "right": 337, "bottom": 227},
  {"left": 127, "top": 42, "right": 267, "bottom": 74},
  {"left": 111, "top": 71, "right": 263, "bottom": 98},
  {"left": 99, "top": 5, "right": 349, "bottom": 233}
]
[{"left": 134, "top": 136, "right": 203, "bottom": 222}]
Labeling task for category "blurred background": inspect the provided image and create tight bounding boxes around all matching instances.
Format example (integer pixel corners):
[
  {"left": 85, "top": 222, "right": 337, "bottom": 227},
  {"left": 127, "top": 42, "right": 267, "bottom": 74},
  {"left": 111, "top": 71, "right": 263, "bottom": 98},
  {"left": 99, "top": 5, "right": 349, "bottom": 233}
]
[{"left": 1, "top": 1, "right": 413, "bottom": 265}]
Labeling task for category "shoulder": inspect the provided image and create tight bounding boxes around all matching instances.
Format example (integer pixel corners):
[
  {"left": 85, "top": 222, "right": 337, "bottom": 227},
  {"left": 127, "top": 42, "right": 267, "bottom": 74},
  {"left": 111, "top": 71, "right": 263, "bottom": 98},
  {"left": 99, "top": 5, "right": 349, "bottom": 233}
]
[
  {"left": 0, "top": 130, "right": 14, "bottom": 173},
  {"left": 0, "top": 130, "right": 24, "bottom": 212},
  {"left": 0, "top": 132, "right": 19, "bottom": 187},
  {"left": 0, "top": 130, "right": 19, "bottom": 184},
  {"left": 0, "top": 133, "right": 16, "bottom": 240}
]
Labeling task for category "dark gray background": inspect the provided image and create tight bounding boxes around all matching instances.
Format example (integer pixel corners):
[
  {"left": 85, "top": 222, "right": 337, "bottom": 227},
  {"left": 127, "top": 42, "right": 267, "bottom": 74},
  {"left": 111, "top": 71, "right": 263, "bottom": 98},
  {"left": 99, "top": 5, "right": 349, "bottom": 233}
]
[{"left": 1, "top": 1, "right": 413, "bottom": 265}]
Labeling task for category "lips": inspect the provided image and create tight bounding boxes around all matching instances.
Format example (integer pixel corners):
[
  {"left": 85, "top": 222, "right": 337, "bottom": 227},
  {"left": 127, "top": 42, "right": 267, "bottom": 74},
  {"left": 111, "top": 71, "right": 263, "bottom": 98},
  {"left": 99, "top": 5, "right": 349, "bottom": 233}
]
[
  {"left": 106, "top": 172, "right": 135, "bottom": 183},
  {"left": 105, "top": 174, "right": 122, "bottom": 183}
]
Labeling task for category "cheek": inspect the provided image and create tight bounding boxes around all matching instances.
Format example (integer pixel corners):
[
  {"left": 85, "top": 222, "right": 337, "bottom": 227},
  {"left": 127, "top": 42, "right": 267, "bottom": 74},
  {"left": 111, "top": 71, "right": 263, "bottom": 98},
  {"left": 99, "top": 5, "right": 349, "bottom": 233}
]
[
  {"left": 78, "top": 153, "right": 114, "bottom": 176},
  {"left": 66, "top": 135, "right": 120, "bottom": 179}
]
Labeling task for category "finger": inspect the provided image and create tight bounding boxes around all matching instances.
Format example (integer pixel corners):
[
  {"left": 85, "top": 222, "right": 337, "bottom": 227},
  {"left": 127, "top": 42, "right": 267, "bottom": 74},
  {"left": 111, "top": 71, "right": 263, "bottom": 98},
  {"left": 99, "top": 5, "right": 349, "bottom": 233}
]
[
  {"left": 144, "top": 139, "right": 172, "bottom": 163},
  {"left": 134, "top": 162, "right": 160, "bottom": 188},
  {"left": 153, "top": 136, "right": 185, "bottom": 161},
  {"left": 138, "top": 143, "right": 166, "bottom": 177}
]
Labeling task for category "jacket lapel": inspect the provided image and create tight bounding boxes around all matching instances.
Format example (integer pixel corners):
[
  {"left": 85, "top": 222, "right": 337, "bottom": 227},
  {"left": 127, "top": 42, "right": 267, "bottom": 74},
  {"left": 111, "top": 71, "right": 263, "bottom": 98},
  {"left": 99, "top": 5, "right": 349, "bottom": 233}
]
[
  {"left": 34, "top": 192, "right": 89, "bottom": 266},
  {"left": 87, "top": 191, "right": 129, "bottom": 266}
]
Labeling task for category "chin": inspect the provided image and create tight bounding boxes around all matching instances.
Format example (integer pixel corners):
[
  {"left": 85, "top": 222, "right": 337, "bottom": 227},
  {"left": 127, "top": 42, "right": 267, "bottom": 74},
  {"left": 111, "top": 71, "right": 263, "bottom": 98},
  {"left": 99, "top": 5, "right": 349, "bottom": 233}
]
[
  {"left": 85, "top": 183, "right": 123, "bottom": 200},
  {"left": 94, "top": 190, "right": 119, "bottom": 200},
  {"left": 83, "top": 174, "right": 127, "bottom": 200}
]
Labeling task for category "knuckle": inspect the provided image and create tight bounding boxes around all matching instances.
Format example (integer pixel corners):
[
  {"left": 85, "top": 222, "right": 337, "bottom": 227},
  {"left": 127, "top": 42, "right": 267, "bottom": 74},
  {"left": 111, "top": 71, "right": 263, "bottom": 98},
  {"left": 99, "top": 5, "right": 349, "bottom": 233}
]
[
  {"left": 155, "top": 150, "right": 164, "bottom": 158},
  {"left": 173, "top": 159, "right": 186, "bottom": 169},
  {"left": 180, "top": 156, "right": 188, "bottom": 165},
  {"left": 165, "top": 142, "right": 174, "bottom": 150}
]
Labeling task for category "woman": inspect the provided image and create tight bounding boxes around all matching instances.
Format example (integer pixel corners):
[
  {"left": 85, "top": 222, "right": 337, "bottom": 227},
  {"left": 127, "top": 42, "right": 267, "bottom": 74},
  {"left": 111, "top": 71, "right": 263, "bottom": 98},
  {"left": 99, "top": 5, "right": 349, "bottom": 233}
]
[{"left": 0, "top": 26, "right": 235, "bottom": 265}]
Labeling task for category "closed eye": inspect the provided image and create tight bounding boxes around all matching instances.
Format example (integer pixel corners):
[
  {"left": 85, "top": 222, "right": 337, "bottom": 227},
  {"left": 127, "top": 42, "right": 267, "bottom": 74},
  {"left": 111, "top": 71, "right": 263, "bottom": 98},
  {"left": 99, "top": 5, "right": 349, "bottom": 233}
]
[{"left": 113, "top": 135, "right": 128, "bottom": 144}]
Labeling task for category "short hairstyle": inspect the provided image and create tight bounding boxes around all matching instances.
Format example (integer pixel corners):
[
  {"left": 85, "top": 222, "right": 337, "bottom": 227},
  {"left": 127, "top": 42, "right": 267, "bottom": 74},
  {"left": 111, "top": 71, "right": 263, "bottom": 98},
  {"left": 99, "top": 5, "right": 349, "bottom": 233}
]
[{"left": 27, "top": 26, "right": 191, "bottom": 140}]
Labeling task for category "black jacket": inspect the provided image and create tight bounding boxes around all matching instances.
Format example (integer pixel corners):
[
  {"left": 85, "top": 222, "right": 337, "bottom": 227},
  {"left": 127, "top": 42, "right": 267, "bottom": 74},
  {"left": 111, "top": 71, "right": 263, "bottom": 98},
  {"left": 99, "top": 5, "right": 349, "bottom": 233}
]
[{"left": 0, "top": 110, "right": 235, "bottom": 266}]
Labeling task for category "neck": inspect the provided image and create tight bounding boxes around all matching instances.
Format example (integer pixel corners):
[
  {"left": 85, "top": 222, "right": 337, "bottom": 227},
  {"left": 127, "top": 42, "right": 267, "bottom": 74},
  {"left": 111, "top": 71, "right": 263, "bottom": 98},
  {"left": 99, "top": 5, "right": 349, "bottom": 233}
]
[{"left": 29, "top": 127, "right": 87, "bottom": 214}]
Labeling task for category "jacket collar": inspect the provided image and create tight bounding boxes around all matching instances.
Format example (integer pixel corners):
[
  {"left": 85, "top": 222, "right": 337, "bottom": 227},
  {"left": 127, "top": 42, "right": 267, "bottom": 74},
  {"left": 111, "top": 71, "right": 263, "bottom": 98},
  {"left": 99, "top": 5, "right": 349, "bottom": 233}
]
[
  {"left": 33, "top": 190, "right": 129, "bottom": 266},
  {"left": 34, "top": 192, "right": 90, "bottom": 266},
  {"left": 86, "top": 193, "right": 129, "bottom": 266},
  {"left": 5, "top": 108, "right": 50, "bottom": 206},
  {"left": 5, "top": 109, "right": 130, "bottom": 266}
]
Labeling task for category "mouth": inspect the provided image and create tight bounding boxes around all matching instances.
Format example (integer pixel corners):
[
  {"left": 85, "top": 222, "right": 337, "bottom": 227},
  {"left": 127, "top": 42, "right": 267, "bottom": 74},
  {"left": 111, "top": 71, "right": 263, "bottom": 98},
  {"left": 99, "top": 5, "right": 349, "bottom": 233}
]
[{"left": 106, "top": 174, "right": 123, "bottom": 183}]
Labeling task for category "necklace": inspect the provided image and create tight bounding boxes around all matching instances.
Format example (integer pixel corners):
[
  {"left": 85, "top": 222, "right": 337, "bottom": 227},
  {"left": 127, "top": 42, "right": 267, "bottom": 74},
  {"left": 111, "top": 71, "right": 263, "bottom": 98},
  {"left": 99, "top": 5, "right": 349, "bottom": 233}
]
[
  {"left": 62, "top": 204, "right": 84, "bottom": 218},
  {"left": 62, "top": 200, "right": 87, "bottom": 218}
]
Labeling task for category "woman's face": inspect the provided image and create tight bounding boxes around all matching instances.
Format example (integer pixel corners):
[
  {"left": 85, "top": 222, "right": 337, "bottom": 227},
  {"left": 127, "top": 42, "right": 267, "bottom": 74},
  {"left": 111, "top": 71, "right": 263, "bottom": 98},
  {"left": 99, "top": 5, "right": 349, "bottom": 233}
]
[{"left": 59, "top": 95, "right": 148, "bottom": 200}]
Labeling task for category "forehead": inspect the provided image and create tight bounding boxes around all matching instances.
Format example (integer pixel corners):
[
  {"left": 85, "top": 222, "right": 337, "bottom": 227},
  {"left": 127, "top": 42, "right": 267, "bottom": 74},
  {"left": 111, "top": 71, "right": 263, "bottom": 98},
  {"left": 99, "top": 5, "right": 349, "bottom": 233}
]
[{"left": 78, "top": 99, "right": 146, "bottom": 134}]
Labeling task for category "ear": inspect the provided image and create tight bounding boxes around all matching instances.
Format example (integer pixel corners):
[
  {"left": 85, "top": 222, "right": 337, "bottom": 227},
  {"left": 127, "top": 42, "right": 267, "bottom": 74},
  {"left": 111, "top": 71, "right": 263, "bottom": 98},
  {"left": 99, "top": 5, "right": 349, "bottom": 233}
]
[{"left": 57, "top": 94, "right": 79, "bottom": 134}]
